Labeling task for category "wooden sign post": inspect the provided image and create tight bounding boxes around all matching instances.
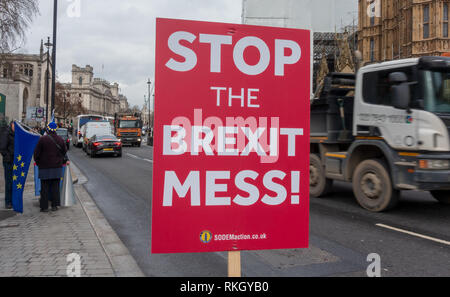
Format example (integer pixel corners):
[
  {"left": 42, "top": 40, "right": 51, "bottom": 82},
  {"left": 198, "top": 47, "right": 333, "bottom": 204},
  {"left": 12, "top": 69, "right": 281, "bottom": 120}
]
[{"left": 228, "top": 251, "right": 241, "bottom": 277}]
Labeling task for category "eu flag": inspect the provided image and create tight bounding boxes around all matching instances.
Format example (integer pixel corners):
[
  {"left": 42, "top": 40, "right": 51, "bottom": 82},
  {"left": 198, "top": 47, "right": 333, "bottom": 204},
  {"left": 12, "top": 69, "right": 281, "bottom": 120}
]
[{"left": 12, "top": 122, "right": 40, "bottom": 213}]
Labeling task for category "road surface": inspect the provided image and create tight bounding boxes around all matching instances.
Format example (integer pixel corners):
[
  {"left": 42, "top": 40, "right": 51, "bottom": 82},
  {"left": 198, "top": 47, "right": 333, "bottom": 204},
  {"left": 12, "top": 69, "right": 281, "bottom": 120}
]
[{"left": 68, "top": 144, "right": 450, "bottom": 277}]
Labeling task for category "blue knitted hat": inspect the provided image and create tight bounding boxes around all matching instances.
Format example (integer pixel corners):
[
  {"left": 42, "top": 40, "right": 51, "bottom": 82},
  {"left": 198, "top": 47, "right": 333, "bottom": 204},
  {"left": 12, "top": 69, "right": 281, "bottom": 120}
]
[{"left": 47, "top": 121, "right": 57, "bottom": 132}]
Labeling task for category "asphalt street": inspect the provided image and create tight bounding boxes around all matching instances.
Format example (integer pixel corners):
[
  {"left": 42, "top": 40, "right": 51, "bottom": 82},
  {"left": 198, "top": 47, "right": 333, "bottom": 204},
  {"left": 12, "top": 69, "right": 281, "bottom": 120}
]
[{"left": 68, "top": 144, "right": 450, "bottom": 277}]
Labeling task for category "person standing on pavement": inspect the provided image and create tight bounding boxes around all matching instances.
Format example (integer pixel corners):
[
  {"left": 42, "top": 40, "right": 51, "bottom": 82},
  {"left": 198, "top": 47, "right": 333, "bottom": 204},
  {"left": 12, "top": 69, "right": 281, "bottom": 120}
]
[
  {"left": 34, "top": 121, "right": 68, "bottom": 212},
  {"left": 0, "top": 121, "right": 15, "bottom": 209}
]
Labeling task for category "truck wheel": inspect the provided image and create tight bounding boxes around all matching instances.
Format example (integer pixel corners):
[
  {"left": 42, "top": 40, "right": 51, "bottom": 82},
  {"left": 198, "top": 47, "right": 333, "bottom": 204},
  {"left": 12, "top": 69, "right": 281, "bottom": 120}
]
[
  {"left": 310, "top": 154, "right": 333, "bottom": 197},
  {"left": 352, "top": 159, "right": 399, "bottom": 212},
  {"left": 429, "top": 191, "right": 450, "bottom": 205}
]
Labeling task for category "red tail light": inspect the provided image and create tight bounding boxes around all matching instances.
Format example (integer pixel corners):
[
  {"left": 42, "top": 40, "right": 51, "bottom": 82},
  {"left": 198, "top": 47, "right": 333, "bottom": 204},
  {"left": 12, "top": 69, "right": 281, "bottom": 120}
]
[
  {"left": 93, "top": 142, "right": 101, "bottom": 147},
  {"left": 114, "top": 142, "right": 122, "bottom": 146}
]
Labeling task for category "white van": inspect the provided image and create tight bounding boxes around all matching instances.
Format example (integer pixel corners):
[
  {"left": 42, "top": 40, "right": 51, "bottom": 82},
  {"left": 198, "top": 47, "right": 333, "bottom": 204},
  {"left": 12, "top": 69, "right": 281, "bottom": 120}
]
[
  {"left": 81, "top": 121, "right": 113, "bottom": 151},
  {"left": 72, "top": 114, "right": 106, "bottom": 147}
]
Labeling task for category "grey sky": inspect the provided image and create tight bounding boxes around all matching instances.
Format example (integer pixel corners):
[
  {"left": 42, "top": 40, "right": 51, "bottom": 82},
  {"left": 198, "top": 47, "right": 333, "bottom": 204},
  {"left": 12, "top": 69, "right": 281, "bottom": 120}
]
[
  {"left": 21, "top": 0, "right": 357, "bottom": 108},
  {"left": 21, "top": 0, "right": 243, "bottom": 107}
]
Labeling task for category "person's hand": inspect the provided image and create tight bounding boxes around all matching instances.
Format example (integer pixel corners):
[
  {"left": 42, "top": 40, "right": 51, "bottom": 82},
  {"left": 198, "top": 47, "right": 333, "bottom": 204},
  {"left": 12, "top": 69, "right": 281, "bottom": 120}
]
[{"left": 66, "top": 161, "right": 70, "bottom": 165}]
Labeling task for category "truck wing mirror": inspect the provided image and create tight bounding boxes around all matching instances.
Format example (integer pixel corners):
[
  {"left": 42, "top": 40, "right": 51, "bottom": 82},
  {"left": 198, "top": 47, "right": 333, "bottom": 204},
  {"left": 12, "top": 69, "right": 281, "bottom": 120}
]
[
  {"left": 391, "top": 83, "right": 411, "bottom": 110},
  {"left": 389, "top": 72, "right": 408, "bottom": 84}
]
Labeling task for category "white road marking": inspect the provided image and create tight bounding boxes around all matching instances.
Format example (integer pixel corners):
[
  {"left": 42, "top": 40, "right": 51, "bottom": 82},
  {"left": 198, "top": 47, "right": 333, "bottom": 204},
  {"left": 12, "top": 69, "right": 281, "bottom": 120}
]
[
  {"left": 376, "top": 223, "right": 450, "bottom": 246},
  {"left": 126, "top": 153, "right": 153, "bottom": 163}
]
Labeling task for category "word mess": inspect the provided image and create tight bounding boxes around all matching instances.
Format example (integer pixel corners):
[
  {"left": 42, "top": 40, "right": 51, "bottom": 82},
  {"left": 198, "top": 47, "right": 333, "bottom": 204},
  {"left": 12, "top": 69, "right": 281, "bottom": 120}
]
[{"left": 163, "top": 170, "right": 301, "bottom": 207}]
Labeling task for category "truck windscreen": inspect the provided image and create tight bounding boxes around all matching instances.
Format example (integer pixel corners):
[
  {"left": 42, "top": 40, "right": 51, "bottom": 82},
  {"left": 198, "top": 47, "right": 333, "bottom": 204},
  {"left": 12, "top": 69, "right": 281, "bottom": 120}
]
[
  {"left": 119, "top": 120, "right": 140, "bottom": 128},
  {"left": 421, "top": 70, "right": 450, "bottom": 113}
]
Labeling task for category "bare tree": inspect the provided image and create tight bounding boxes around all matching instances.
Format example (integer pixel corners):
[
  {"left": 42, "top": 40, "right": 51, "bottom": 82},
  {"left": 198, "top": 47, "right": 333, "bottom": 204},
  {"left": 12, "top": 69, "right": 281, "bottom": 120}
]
[
  {"left": 0, "top": 0, "right": 39, "bottom": 56},
  {"left": 54, "top": 83, "right": 87, "bottom": 124}
]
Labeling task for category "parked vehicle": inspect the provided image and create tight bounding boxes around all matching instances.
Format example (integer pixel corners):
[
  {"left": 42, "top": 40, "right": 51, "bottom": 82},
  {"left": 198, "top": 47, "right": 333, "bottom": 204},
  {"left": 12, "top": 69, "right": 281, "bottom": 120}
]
[
  {"left": 86, "top": 134, "right": 122, "bottom": 158},
  {"left": 72, "top": 114, "right": 106, "bottom": 148},
  {"left": 310, "top": 56, "right": 450, "bottom": 212},
  {"left": 114, "top": 113, "right": 143, "bottom": 146},
  {"left": 56, "top": 128, "right": 71, "bottom": 150},
  {"left": 81, "top": 121, "right": 113, "bottom": 151}
]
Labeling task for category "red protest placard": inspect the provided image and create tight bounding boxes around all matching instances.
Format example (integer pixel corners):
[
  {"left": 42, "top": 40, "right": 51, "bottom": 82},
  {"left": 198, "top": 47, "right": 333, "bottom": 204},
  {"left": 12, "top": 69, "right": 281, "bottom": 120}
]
[{"left": 151, "top": 18, "right": 310, "bottom": 254}]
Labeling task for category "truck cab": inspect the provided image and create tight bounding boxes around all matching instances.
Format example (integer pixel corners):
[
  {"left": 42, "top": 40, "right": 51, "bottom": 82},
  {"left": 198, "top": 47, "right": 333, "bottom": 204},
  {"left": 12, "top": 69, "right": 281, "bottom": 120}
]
[
  {"left": 310, "top": 56, "right": 450, "bottom": 212},
  {"left": 114, "top": 113, "right": 143, "bottom": 147}
]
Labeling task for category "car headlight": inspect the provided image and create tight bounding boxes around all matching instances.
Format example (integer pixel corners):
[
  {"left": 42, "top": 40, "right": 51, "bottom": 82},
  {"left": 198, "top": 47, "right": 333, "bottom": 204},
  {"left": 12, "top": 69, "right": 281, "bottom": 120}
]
[{"left": 419, "top": 159, "right": 450, "bottom": 170}]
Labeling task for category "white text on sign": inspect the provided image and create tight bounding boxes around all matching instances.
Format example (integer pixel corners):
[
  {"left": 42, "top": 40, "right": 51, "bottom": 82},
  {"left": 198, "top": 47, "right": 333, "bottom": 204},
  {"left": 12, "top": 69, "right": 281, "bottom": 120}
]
[{"left": 165, "top": 32, "right": 302, "bottom": 76}]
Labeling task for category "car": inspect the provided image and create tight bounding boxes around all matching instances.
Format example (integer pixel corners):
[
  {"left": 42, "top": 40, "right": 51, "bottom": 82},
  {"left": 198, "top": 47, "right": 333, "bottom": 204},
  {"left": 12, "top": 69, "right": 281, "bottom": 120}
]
[
  {"left": 56, "top": 128, "right": 71, "bottom": 150},
  {"left": 86, "top": 134, "right": 122, "bottom": 158},
  {"left": 81, "top": 121, "right": 113, "bottom": 151}
]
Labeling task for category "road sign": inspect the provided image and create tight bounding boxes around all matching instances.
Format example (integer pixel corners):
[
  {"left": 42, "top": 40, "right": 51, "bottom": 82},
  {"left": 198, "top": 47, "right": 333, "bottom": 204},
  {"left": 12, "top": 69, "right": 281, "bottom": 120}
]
[
  {"left": 0, "top": 93, "right": 5, "bottom": 116},
  {"left": 25, "top": 107, "right": 46, "bottom": 122},
  {"left": 152, "top": 18, "right": 310, "bottom": 254}
]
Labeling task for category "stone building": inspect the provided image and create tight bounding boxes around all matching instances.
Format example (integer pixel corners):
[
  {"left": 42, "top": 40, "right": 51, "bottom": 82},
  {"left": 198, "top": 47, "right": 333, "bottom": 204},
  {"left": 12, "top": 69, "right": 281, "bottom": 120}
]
[
  {"left": 0, "top": 41, "right": 52, "bottom": 124},
  {"left": 358, "top": 0, "right": 450, "bottom": 64},
  {"left": 60, "top": 64, "right": 124, "bottom": 117},
  {"left": 118, "top": 94, "right": 129, "bottom": 112}
]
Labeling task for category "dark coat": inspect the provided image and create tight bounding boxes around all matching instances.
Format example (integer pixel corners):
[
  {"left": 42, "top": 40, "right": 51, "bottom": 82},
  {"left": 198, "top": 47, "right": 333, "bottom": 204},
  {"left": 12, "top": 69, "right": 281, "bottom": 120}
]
[
  {"left": 34, "top": 133, "right": 67, "bottom": 170},
  {"left": 0, "top": 126, "right": 15, "bottom": 163}
]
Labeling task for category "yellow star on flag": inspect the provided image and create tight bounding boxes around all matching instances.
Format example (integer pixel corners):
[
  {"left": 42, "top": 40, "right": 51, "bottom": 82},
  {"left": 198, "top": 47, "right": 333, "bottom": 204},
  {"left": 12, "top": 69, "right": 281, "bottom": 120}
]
[
  {"left": 16, "top": 183, "right": 22, "bottom": 190},
  {"left": 21, "top": 172, "right": 25, "bottom": 177},
  {"left": 20, "top": 162, "right": 25, "bottom": 168},
  {"left": 13, "top": 164, "right": 18, "bottom": 171},
  {"left": 17, "top": 155, "right": 22, "bottom": 162},
  {"left": 12, "top": 175, "right": 18, "bottom": 181}
]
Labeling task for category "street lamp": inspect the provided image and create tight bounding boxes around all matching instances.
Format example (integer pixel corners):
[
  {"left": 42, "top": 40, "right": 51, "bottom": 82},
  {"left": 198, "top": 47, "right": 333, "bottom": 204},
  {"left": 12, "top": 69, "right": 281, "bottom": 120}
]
[
  {"left": 64, "top": 92, "right": 69, "bottom": 126},
  {"left": 44, "top": 37, "right": 53, "bottom": 125},
  {"left": 147, "top": 78, "right": 153, "bottom": 146},
  {"left": 50, "top": 0, "right": 58, "bottom": 120}
]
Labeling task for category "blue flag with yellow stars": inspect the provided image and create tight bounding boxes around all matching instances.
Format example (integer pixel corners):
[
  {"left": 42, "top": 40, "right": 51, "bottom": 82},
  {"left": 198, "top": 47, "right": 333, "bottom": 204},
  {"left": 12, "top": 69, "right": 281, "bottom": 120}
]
[{"left": 12, "top": 122, "right": 40, "bottom": 213}]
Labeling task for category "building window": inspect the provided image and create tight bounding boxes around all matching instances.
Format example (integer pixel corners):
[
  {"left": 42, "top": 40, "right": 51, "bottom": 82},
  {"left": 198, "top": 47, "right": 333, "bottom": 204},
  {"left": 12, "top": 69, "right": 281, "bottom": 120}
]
[
  {"left": 444, "top": 3, "right": 449, "bottom": 38},
  {"left": 370, "top": 38, "right": 375, "bottom": 62},
  {"left": 423, "top": 4, "right": 430, "bottom": 39},
  {"left": 79, "top": 76, "right": 83, "bottom": 86}
]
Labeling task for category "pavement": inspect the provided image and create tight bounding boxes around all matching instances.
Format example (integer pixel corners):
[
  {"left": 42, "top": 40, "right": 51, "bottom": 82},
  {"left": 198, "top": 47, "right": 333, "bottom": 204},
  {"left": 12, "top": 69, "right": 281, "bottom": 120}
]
[{"left": 0, "top": 155, "right": 144, "bottom": 277}]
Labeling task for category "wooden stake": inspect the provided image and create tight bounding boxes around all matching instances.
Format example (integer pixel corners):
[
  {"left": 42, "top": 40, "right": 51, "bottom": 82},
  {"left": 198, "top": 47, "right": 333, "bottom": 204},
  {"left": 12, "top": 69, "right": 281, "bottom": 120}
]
[{"left": 228, "top": 251, "right": 241, "bottom": 277}]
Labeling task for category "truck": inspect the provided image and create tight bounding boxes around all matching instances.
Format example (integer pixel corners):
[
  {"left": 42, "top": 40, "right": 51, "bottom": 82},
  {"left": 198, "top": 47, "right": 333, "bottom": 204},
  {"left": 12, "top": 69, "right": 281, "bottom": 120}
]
[
  {"left": 310, "top": 56, "right": 450, "bottom": 212},
  {"left": 113, "top": 112, "right": 143, "bottom": 147}
]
